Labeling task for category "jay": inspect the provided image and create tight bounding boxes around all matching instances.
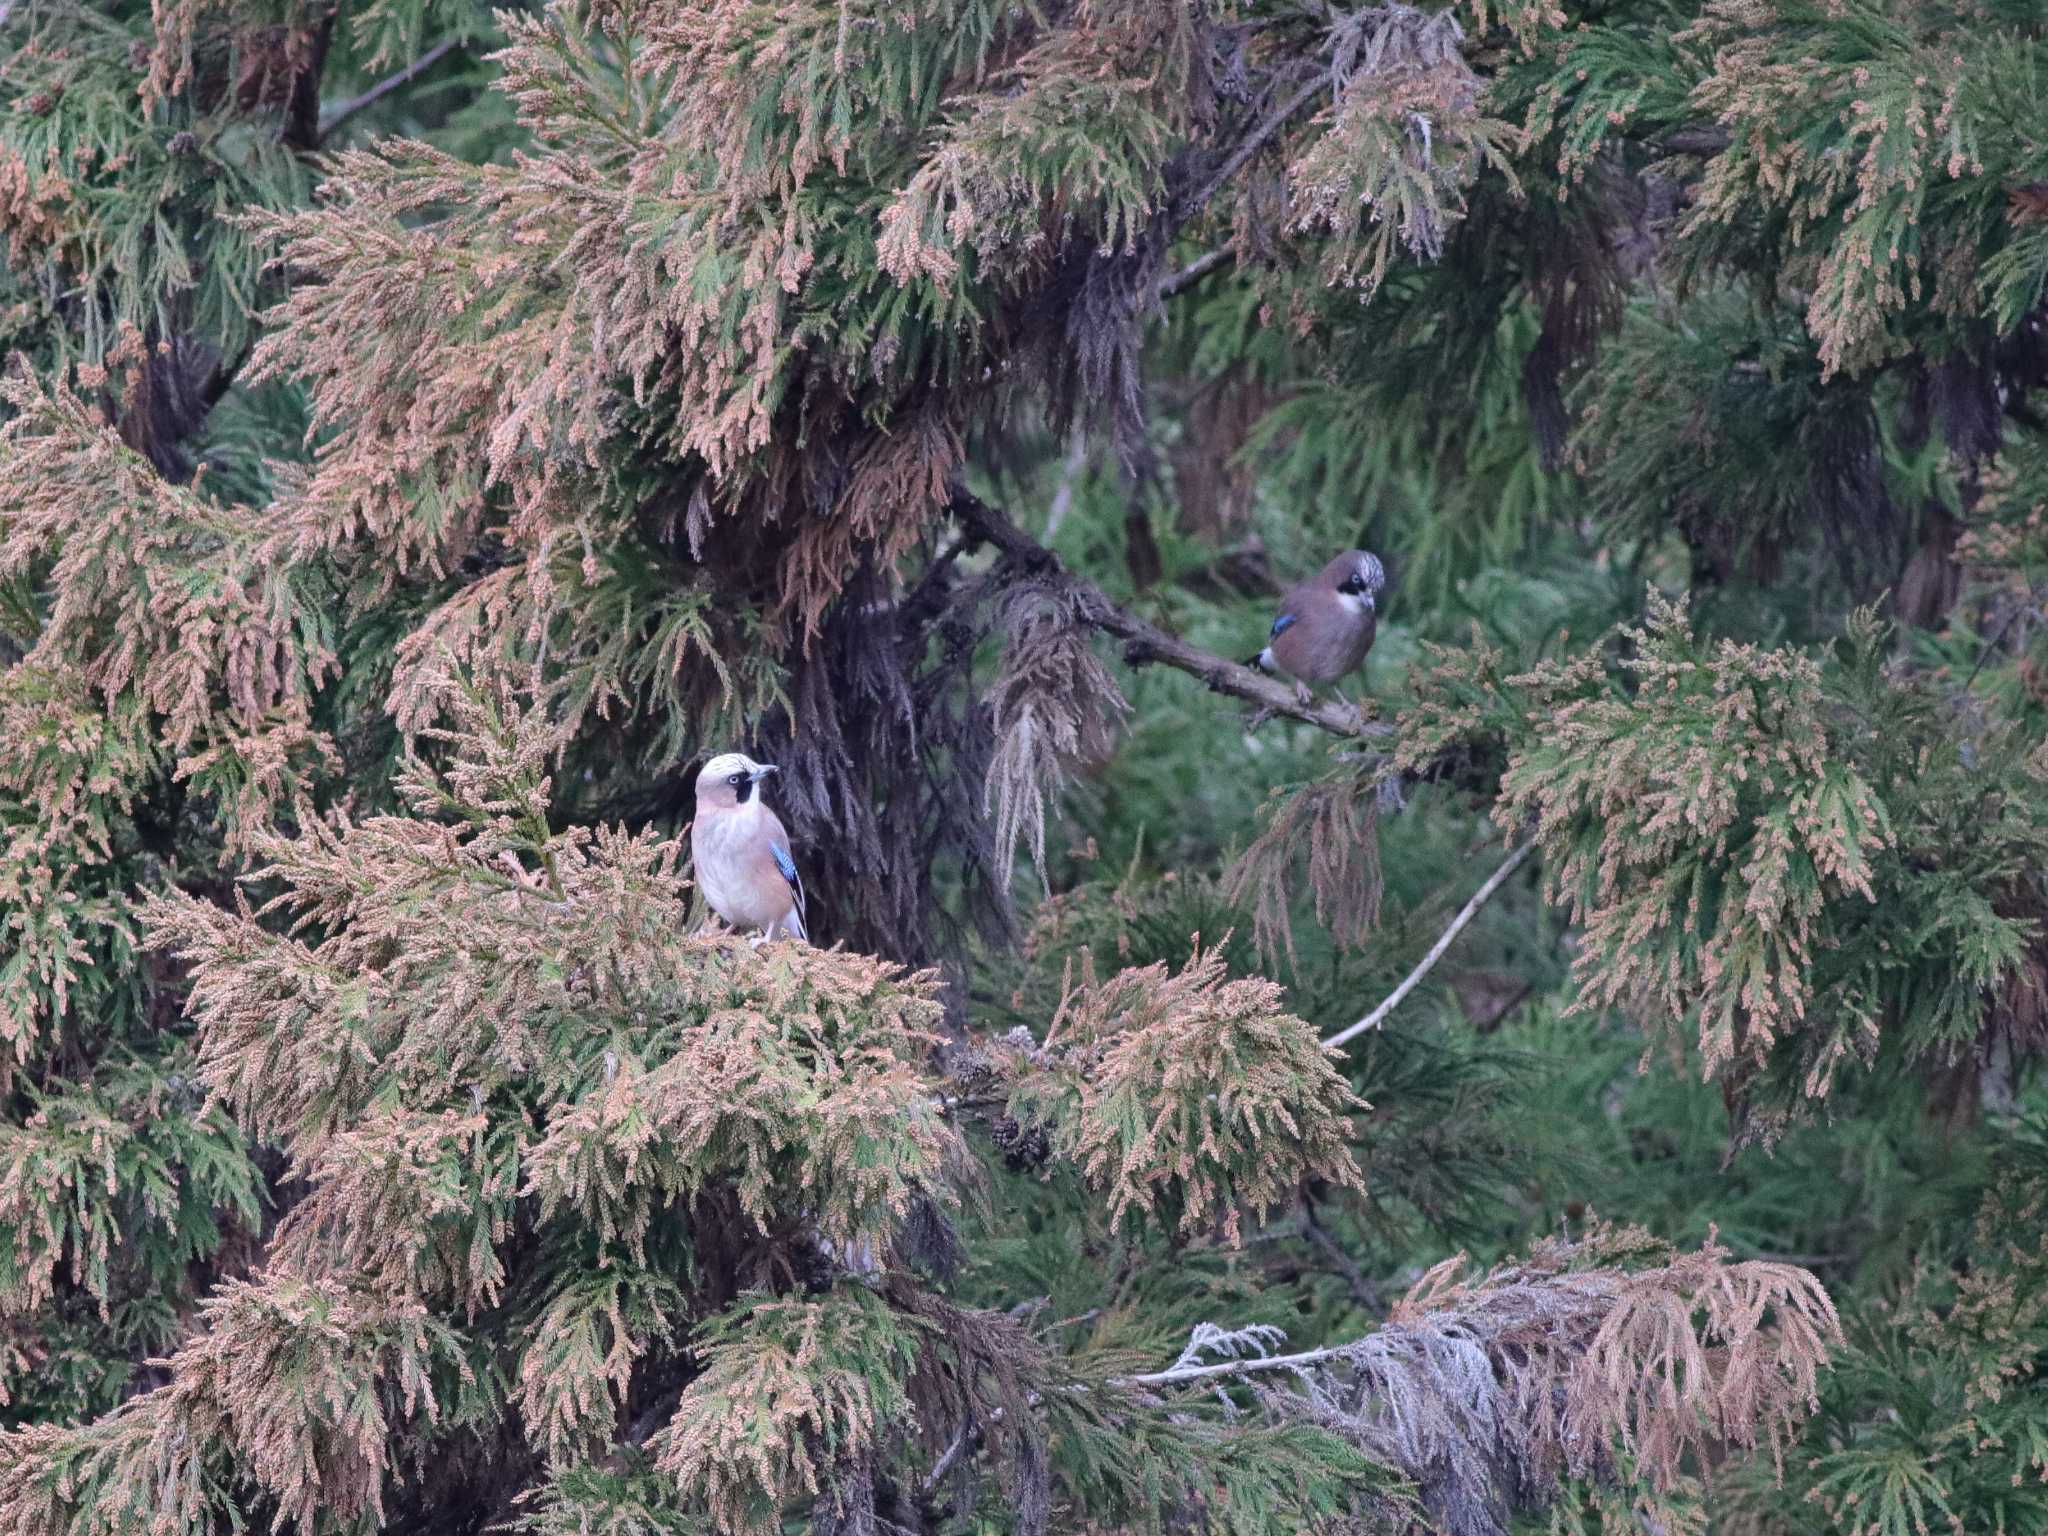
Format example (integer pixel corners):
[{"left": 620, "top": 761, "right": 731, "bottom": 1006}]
[
  {"left": 691, "top": 752, "right": 808, "bottom": 943},
  {"left": 1248, "top": 549, "right": 1387, "bottom": 705}
]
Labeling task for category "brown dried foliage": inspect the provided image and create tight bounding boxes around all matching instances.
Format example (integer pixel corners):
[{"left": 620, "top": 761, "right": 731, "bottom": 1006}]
[
  {"left": 1672, "top": 0, "right": 1973, "bottom": 378},
  {"left": 1400, "top": 593, "right": 1893, "bottom": 1090},
  {"left": 143, "top": 671, "right": 960, "bottom": 1282},
  {"left": 0, "top": 146, "right": 72, "bottom": 268},
  {"left": 649, "top": 1289, "right": 917, "bottom": 1535},
  {"left": 0, "top": 666, "right": 980, "bottom": 1531}
]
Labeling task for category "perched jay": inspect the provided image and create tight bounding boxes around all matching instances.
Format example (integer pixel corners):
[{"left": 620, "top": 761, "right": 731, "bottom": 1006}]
[
  {"left": 690, "top": 752, "right": 808, "bottom": 943},
  {"left": 1248, "top": 550, "right": 1387, "bottom": 704}
]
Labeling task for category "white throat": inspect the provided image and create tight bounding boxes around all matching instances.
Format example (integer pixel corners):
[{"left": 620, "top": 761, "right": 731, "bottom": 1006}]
[{"left": 723, "top": 796, "right": 768, "bottom": 828}]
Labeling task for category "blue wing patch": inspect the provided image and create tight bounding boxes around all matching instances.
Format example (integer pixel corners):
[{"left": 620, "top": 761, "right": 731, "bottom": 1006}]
[
  {"left": 766, "top": 839, "right": 808, "bottom": 940},
  {"left": 1269, "top": 612, "right": 1299, "bottom": 639},
  {"left": 771, "top": 841, "right": 807, "bottom": 928}
]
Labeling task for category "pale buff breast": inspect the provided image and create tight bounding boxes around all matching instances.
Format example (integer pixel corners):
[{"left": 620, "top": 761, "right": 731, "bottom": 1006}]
[{"left": 691, "top": 803, "right": 793, "bottom": 930}]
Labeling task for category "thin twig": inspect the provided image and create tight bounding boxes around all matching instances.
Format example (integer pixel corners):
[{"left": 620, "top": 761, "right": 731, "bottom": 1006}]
[
  {"left": 1322, "top": 838, "right": 1535, "bottom": 1051},
  {"left": 1043, "top": 426, "right": 1087, "bottom": 542},
  {"left": 1301, "top": 1200, "right": 1382, "bottom": 1312},
  {"left": 1963, "top": 583, "right": 2040, "bottom": 692},
  {"left": 317, "top": 38, "right": 461, "bottom": 143},
  {"left": 952, "top": 491, "right": 1391, "bottom": 742}
]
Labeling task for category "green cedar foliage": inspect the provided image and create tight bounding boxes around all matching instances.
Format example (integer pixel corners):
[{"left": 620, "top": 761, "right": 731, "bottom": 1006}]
[{"left": 1401, "top": 596, "right": 2048, "bottom": 1136}]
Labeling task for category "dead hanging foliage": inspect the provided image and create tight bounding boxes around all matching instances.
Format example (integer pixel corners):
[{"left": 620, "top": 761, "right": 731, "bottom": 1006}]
[
  {"left": 893, "top": 1288, "right": 1057, "bottom": 1536},
  {"left": 776, "top": 405, "right": 962, "bottom": 650},
  {"left": 1223, "top": 765, "right": 1386, "bottom": 972},
  {"left": 1003, "top": 942, "right": 1364, "bottom": 1243},
  {"left": 755, "top": 552, "right": 1019, "bottom": 967},
  {"left": 983, "top": 579, "right": 1130, "bottom": 891},
  {"left": 1164, "top": 1225, "right": 1840, "bottom": 1536}
]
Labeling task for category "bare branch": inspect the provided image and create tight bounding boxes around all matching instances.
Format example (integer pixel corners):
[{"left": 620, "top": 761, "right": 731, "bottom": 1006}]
[
  {"left": 1142, "top": 69, "right": 1328, "bottom": 308},
  {"left": 1115, "top": 1338, "right": 1356, "bottom": 1389},
  {"left": 1158, "top": 245, "right": 1236, "bottom": 301},
  {"left": 1658, "top": 126, "right": 1732, "bottom": 157},
  {"left": 1174, "top": 75, "right": 1327, "bottom": 223},
  {"left": 922, "top": 1422, "right": 974, "bottom": 1494},
  {"left": 1301, "top": 1200, "right": 1382, "bottom": 1312},
  {"left": 952, "top": 492, "right": 1390, "bottom": 742},
  {"left": 1323, "top": 837, "right": 1534, "bottom": 1050},
  {"left": 317, "top": 38, "right": 462, "bottom": 144}
]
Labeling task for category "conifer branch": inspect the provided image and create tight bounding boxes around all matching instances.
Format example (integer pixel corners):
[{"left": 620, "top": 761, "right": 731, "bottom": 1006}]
[
  {"left": 1174, "top": 75, "right": 1327, "bottom": 224},
  {"left": 1302, "top": 1199, "right": 1381, "bottom": 1310},
  {"left": 1148, "top": 64, "right": 1330, "bottom": 302},
  {"left": 1657, "top": 126, "right": 1732, "bottom": 157},
  {"left": 952, "top": 492, "right": 1392, "bottom": 742},
  {"left": 316, "top": 39, "right": 462, "bottom": 143},
  {"left": 1323, "top": 837, "right": 1534, "bottom": 1050}
]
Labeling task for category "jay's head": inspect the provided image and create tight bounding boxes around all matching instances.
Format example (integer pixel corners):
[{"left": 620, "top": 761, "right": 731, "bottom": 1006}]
[
  {"left": 696, "top": 751, "right": 779, "bottom": 810},
  {"left": 1319, "top": 550, "right": 1387, "bottom": 610}
]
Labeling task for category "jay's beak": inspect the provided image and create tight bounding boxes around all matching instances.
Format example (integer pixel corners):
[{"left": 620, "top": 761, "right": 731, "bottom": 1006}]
[{"left": 751, "top": 764, "right": 780, "bottom": 781}]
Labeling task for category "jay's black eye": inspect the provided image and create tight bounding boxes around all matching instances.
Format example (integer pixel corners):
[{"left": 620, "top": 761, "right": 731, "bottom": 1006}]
[
  {"left": 728, "top": 772, "right": 747, "bottom": 787},
  {"left": 1340, "top": 574, "right": 1364, "bottom": 594}
]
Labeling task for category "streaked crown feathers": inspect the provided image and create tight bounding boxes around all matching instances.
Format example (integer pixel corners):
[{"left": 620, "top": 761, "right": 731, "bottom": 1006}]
[
  {"left": 1321, "top": 550, "right": 1386, "bottom": 597},
  {"left": 696, "top": 751, "right": 779, "bottom": 809},
  {"left": 696, "top": 751, "right": 769, "bottom": 791}
]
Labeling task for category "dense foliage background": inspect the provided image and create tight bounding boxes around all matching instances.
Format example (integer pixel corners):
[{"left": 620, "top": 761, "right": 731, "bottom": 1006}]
[{"left": 2, "top": 0, "right": 2048, "bottom": 1531}]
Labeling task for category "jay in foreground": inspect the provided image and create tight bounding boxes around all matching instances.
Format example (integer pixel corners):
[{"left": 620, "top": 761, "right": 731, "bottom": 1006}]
[
  {"left": 1248, "top": 549, "right": 1387, "bottom": 705},
  {"left": 691, "top": 752, "right": 808, "bottom": 943}
]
